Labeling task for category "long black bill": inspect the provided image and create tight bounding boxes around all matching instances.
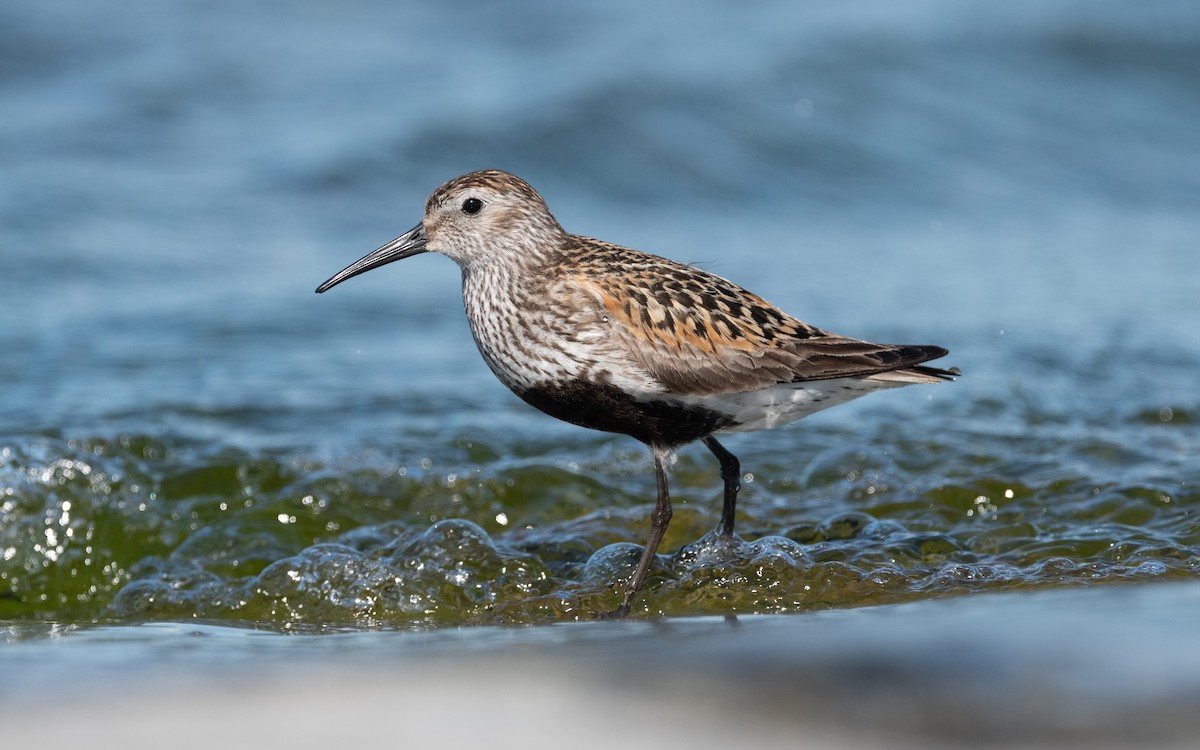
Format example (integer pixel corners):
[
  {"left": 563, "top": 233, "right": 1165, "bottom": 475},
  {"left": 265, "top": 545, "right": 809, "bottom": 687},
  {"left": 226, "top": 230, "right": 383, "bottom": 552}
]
[{"left": 315, "top": 222, "right": 429, "bottom": 293}]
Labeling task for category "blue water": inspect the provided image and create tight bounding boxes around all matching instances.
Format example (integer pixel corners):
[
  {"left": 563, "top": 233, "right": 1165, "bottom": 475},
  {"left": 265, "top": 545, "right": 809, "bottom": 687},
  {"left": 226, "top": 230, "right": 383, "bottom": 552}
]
[{"left": 3, "top": 0, "right": 1200, "bottom": 739}]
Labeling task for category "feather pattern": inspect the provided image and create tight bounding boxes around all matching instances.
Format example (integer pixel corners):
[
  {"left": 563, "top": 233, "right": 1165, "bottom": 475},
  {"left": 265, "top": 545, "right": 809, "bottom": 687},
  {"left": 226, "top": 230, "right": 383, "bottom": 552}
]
[{"left": 546, "top": 236, "right": 949, "bottom": 397}]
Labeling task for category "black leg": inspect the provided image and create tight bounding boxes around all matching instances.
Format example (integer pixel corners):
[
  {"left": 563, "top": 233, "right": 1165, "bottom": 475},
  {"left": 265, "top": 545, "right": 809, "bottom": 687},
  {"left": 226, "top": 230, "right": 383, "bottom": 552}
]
[
  {"left": 703, "top": 436, "right": 740, "bottom": 539},
  {"left": 614, "top": 446, "right": 673, "bottom": 617}
]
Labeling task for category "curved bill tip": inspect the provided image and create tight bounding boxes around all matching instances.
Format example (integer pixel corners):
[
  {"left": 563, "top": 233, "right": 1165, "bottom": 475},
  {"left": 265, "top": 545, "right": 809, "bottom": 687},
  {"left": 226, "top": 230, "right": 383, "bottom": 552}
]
[{"left": 315, "top": 222, "right": 429, "bottom": 294}]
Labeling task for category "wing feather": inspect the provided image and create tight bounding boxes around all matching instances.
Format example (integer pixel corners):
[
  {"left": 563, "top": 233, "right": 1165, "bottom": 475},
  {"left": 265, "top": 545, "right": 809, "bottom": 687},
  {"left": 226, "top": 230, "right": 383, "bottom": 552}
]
[{"left": 557, "top": 237, "right": 950, "bottom": 395}]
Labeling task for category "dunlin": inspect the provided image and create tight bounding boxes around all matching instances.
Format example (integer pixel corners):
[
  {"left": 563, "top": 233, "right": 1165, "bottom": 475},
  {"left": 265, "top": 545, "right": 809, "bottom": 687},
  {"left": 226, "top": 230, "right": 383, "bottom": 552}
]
[{"left": 317, "top": 170, "right": 953, "bottom": 616}]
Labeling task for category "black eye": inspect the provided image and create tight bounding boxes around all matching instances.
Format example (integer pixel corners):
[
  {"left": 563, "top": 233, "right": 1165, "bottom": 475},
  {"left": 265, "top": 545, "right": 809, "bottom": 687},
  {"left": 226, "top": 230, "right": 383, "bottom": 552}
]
[{"left": 462, "top": 197, "right": 483, "bottom": 215}]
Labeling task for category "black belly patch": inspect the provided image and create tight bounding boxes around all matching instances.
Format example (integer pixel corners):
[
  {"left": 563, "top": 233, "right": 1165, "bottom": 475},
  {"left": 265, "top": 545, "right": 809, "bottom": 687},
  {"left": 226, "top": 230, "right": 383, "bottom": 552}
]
[{"left": 517, "top": 381, "right": 733, "bottom": 448}]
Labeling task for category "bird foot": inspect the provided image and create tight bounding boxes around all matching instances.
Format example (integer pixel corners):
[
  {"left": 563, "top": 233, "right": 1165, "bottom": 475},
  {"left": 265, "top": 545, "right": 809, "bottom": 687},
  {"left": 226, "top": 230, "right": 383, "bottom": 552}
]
[
  {"left": 675, "top": 528, "right": 744, "bottom": 567},
  {"left": 595, "top": 603, "right": 632, "bottom": 620}
]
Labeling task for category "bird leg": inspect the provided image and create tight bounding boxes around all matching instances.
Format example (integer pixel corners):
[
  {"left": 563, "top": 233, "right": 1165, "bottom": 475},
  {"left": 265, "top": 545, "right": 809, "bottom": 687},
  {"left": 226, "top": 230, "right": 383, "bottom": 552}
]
[
  {"left": 614, "top": 446, "right": 673, "bottom": 617},
  {"left": 703, "top": 436, "right": 740, "bottom": 539}
]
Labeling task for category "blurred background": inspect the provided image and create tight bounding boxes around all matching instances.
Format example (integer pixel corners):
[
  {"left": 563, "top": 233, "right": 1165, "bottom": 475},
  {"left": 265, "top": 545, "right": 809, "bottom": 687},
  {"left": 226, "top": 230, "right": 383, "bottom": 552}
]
[{"left": 2, "top": 0, "right": 1200, "bottom": 745}]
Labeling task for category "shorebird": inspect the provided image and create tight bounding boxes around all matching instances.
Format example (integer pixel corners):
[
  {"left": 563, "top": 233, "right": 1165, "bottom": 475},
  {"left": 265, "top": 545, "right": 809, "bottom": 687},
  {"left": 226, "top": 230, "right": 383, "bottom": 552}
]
[{"left": 316, "top": 170, "right": 953, "bottom": 616}]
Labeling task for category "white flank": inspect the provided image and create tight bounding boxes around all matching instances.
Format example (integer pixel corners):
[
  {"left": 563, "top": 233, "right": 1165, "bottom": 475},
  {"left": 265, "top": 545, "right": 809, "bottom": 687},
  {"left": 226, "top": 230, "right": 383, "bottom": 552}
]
[{"left": 675, "top": 377, "right": 918, "bottom": 433}]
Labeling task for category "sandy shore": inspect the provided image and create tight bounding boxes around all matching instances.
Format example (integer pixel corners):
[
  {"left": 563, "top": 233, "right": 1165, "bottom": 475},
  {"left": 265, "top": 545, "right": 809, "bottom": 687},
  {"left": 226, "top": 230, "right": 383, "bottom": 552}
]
[{"left": 4, "top": 582, "right": 1200, "bottom": 749}]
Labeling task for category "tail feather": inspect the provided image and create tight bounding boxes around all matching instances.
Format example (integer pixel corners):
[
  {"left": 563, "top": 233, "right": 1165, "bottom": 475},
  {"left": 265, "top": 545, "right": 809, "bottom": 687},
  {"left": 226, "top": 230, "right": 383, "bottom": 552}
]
[
  {"left": 860, "top": 343, "right": 957, "bottom": 385},
  {"left": 866, "top": 361, "right": 958, "bottom": 385}
]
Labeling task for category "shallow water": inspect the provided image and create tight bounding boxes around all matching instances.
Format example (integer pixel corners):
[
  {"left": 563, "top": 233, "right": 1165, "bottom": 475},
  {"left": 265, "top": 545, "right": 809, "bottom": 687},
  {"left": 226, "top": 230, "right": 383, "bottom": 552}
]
[{"left": 2, "top": 0, "right": 1199, "bottom": 637}]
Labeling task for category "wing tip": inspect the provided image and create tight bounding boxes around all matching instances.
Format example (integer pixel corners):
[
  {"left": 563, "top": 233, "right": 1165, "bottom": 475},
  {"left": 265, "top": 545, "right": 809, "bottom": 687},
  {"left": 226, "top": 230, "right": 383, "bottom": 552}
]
[{"left": 901, "top": 345, "right": 958, "bottom": 381}]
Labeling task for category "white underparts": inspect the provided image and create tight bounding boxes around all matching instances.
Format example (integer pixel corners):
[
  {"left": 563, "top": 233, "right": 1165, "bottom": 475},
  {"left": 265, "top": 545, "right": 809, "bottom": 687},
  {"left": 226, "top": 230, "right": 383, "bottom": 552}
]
[{"left": 671, "top": 376, "right": 916, "bottom": 433}]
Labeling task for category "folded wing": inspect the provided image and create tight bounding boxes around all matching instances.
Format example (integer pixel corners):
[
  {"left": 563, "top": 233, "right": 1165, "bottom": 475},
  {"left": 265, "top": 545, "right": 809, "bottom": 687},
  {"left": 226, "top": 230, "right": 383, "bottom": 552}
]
[{"left": 560, "top": 240, "right": 952, "bottom": 396}]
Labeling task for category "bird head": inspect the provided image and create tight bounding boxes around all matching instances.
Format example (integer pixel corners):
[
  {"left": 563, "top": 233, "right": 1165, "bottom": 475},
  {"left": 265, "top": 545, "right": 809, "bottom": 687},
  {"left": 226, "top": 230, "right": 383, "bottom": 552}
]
[{"left": 315, "top": 170, "right": 563, "bottom": 293}]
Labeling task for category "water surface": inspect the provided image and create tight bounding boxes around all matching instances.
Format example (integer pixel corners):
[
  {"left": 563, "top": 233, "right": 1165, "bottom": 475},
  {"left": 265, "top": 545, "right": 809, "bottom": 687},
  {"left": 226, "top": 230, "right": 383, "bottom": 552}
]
[{"left": 2, "top": 0, "right": 1198, "bottom": 652}]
